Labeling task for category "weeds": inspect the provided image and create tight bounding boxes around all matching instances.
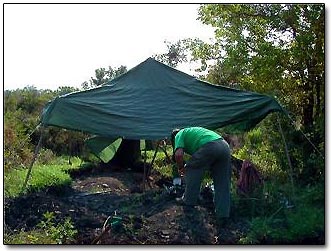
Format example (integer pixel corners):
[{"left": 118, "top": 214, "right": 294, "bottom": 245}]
[
  {"left": 5, "top": 211, "right": 78, "bottom": 244},
  {"left": 4, "top": 230, "right": 56, "bottom": 244},
  {"left": 237, "top": 181, "right": 325, "bottom": 244},
  {"left": 37, "top": 211, "right": 78, "bottom": 244}
]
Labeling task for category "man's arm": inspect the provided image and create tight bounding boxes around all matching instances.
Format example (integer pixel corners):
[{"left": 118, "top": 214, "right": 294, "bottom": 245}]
[{"left": 174, "top": 148, "right": 185, "bottom": 174}]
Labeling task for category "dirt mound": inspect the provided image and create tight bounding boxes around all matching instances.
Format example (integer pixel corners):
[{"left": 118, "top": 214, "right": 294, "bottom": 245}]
[{"left": 5, "top": 167, "right": 248, "bottom": 245}]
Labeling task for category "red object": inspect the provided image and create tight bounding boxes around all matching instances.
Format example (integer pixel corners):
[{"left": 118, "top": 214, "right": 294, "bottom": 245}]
[{"left": 237, "top": 160, "right": 263, "bottom": 195}]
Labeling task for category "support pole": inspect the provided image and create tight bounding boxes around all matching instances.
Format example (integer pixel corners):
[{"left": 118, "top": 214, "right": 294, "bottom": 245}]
[
  {"left": 277, "top": 116, "right": 295, "bottom": 202},
  {"left": 21, "top": 126, "right": 44, "bottom": 194},
  {"left": 142, "top": 144, "right": 147, "bottom": 192},
  {"left": 150, "top": 142, "right": 160, "bottom": 168},
  {"left": 159, "top": 140, "right": 172, "bottom": 164}
]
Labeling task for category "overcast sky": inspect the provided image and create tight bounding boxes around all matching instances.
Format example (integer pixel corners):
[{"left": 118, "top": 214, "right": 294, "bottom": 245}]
[{"left": 4, "top": 4, "right": 215, "bottom": 90}]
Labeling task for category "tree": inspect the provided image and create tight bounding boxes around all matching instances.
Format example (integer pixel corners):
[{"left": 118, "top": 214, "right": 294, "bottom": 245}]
[
  {"left": 195, "top": 4, "right": 324, "bottom": 130},
  {"left": 153, "top": 40, "right": 188, "bottom": 68},
  {"left": 81, "top": 65, "right": 127, "bottom": 89},
  {"left": 168, "top": 4, "right": 324, "bottom": 183}
]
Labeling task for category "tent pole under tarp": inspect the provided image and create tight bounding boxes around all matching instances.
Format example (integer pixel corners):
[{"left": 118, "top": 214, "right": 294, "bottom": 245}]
[
  {"left": 143, "top": 146, "right": 147, "bottom": 192},
  {"left": 159, "top": 141, "right": 172, "bottom": 163},
  {"left": 147, "top": 140, "right": 171, "bottom": 177},
  {"left": 143, "top": 140, "right": 166, "bottom": 191},
  {"left": 21, "top": 125, "right": 44, "bottom": 194},
  {"left": 149, "top": 141, "right": 160, "bottom": 174}
]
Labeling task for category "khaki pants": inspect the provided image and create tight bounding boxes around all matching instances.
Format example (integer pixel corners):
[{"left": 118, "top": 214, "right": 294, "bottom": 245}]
[{"left": 183, "top": 139, "right": 231, "bottom": 218}]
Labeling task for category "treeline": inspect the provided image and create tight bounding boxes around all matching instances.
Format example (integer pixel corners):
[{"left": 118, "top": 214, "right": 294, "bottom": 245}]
[
  {"left": 4, "top": 64, "right": 128, "bottom": 171},
  {"left": 4, "top": 86, "right": 80, "bottom": 170}
]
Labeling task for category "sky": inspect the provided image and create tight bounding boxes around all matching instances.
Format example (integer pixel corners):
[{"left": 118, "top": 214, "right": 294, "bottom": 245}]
[{"left": 4, "top": 3, "right": 215, "bottom": 90}]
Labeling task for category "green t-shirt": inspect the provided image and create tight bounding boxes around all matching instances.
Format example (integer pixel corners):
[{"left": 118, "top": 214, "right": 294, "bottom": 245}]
[{"left": 174, "top": 127, "right": 223, "bottom": 155}]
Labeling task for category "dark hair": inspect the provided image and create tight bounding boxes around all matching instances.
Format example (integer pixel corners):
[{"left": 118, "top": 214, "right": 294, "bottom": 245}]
[
  {"left": 171, "top": 128, "right": 181, "bottom": 147},
  {"left": 171, "top": 128, "right": 181, "bottom": 162}
]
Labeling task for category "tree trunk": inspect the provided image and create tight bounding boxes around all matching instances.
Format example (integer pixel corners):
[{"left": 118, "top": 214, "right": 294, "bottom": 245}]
[{"left": 302, "top": 90, "right": 314, "bottom": 130}]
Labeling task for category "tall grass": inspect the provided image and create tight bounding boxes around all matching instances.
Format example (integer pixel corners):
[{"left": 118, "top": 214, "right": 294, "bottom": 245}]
[{"left": 4, "top": 156, "right": 82, "bottom": 198}]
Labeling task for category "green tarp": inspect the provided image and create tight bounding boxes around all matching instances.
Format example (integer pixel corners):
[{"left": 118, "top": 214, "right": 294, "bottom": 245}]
[
  {"left": 85, "top": 136, "right": 122, "bottom": 163},
  {"left": 41, "top": 57, "right": 285, "bottom": 140}
]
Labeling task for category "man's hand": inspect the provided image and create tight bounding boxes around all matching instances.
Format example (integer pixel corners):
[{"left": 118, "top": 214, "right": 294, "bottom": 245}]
[{"left": 178, "top": 164, "right": 185, "bottom": 176}]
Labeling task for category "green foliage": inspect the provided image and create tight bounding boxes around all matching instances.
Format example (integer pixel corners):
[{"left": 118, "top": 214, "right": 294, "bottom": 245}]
[
  {"left": 81, "top": 65, "right": 127, "bottom": 89},
  {"left": 37, "top": 211, "right": 78, "bottom": 244},
  {"left": 42, "top": 127, "right": 89, "bottom": 157},
  {"left": 4, "top": 229, "right": 56, "bottom": 244},
  {"left": 3, "top": 7, "right": 325, "bottom": 244},
  {"left": 4, "top": 86, "right": 81, "bottom": 171},
  {"left": 4, "top": 161, "right": 74, "bottom": 198},
  {"left": 5, "top": 205, "right": 78, "bottom": 244},
  {"left": 234, "top": 125, "right": 286, "bottom": 180},
  {"left": 237, "top": 182, "right": 324, "bottom": 244},
  {"left": 153, "top": 40, "right": 188, "bottom": 68},
  {"left": 4, "top": 109, "right": 34, "bottom": 170},
  {"left": 145, "top": 147, "right": 173, "bottom": 178},
  {"left": 35, "top": 148, "right": 57, "bottom": 165}
]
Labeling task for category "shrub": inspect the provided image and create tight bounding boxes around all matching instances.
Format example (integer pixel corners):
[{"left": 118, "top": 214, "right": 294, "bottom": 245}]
[
  {"left": 37, "top": 211, "right": 78, "bottom": 244},
  {"left": 5, "top": 211, "right": 78, "bottom": 244},
  {"left": 239, "top": 183, "right": 324, "bottom": 244},
  {"left": 4, "top": 230, "right": 56, "bottom": 244}
]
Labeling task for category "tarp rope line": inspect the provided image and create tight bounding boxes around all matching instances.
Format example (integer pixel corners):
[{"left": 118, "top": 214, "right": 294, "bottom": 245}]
[
  {"left": 143, "top": 146, "right": 148, "bottom": 192},
  {"left": 13, "top": 124, "right": 40, "bottom": 156},
  {"left": 277, "top": 115, "right": 295, "bottom": 202},
  {"left": 286, "top": 114, "right": 324, "bottom": 160}
]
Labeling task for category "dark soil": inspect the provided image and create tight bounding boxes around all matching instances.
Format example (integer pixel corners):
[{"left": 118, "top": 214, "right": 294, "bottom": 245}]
[
  {"left": 4, "top": 165, "right": 249, "bottom": 245},
  {"left": 5, "top": 164, "right": 324, "bottom": 245}
]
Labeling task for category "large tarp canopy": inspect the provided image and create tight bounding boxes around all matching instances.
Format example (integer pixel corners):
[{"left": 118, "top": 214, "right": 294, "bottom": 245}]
[{"left": 41, "top": 57, "right": 285, "bottom": 140}]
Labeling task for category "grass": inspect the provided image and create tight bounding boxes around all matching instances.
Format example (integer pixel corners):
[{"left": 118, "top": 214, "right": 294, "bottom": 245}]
[
  {"left": 4, "top": 146, "right": 173, "bottom": 199},
  {"left": 4, "top": 156, "right": 83, "bottom": 198},
  {"left": 4, "top": 229, "right": 56, "bottom": 244}
]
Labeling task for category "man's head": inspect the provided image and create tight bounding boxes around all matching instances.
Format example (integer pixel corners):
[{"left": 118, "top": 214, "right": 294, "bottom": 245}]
[{"left": 171, "top": 128, "right": 181, "bottom": 147}]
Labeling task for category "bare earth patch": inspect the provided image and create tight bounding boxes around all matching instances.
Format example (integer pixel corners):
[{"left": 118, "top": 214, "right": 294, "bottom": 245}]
[{"left": 5, "top": 167, "right": 249, "bottom": 245}]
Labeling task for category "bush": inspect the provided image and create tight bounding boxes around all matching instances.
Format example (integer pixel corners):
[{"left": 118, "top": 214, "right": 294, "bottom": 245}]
[
  {"left": 235, "top": 127, "right": 287, "bottom": 181},
  {"left": 37, "top": 211, "right": 78, "bottom": 244},
  {"left": 4, "top": 112, "right": 34, "bottom": 171},
  {"left": 238, "top": 183, "right": 324, "bottom": 244},
  {"left": 5, "top": 211, "right": 78, "bottom": 244}
]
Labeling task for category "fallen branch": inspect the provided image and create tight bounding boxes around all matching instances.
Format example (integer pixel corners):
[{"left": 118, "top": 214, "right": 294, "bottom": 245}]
[{"left": 91, "top": 216, "right": 112, "bottom": 244}]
